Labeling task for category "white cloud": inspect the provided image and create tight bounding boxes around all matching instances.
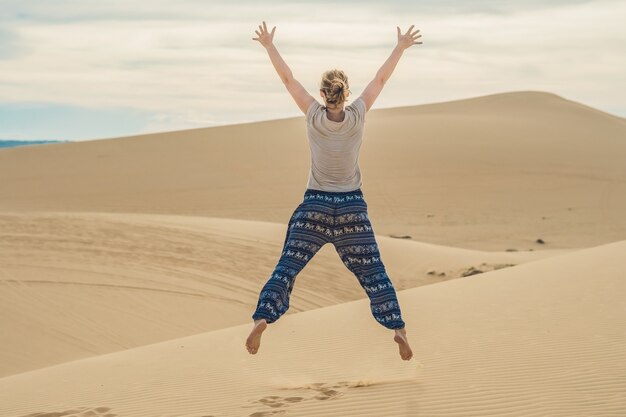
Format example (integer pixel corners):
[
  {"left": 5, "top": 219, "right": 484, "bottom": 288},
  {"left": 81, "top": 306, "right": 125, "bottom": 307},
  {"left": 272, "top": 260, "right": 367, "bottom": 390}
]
[{"left": 0, "top": 0, "right": 624, "bottom": 140}]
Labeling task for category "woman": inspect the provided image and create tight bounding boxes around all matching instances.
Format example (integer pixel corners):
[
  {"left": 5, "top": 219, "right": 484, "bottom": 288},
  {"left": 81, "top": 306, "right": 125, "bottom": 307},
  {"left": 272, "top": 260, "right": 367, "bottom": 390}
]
[{"left": 247, "top": 21, "right": 422, "bottom": 361}]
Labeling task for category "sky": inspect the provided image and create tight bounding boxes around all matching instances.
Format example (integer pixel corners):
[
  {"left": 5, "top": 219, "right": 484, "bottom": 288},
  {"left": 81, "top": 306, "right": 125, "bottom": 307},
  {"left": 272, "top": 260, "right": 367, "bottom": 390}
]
[{"left": 1, "top": 0, "right": 625, "bottom": 141}]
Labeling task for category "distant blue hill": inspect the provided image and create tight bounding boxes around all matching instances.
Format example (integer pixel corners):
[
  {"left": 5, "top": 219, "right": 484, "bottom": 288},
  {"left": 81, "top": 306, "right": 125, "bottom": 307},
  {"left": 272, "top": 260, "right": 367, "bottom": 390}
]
[{"left": 0, "top": 140, "right": 72, "bottom": 149}]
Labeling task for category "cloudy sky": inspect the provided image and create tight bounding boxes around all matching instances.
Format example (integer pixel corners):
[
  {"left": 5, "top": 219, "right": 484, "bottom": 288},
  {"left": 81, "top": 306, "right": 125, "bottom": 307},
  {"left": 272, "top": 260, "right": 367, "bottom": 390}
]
[{"left": 1, "top": 0, "right": 625, "bottom": 141}]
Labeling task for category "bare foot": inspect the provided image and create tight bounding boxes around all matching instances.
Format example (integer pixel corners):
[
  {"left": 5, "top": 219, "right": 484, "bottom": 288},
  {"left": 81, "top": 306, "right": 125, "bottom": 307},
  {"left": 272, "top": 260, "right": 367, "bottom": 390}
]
[
  {"left": 394, "top": 328, "right": 413, "bottom": 360},
  {"left": 246, "top": 319, "right": 268, "bottom": 354}
]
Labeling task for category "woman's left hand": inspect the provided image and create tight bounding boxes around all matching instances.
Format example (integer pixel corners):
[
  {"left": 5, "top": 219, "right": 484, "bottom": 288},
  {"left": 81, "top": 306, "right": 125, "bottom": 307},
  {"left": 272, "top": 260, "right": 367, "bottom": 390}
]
[{"left": 253, "top": 21, "right": 276, "bottom": 48}]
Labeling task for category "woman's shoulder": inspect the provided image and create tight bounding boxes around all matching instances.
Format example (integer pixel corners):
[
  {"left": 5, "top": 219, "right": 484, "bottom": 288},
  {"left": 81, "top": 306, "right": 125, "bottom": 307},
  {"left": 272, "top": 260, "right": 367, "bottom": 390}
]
[
  {"left": 306, "top": 100, "right": 323, "bottom": 122},
  {"left": 348, "top": 96, "right": 365, "bottom": 110},
  {"left": 347, "top": 97, "right": 366, "bottom": 123}
]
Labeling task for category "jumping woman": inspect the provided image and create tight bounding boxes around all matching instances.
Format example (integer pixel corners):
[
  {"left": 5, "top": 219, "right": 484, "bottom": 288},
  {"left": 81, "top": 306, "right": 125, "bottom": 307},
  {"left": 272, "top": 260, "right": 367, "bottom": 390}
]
[{"left": 246, "top": 21, "right": 422, "bottom": 360}]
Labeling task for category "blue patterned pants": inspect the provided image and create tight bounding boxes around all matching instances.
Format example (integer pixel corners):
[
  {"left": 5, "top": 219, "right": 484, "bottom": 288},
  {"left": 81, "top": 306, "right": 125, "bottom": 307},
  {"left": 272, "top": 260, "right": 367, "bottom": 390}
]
[{"left": 252, "top": 187, "right": 406, "bottom": 330}]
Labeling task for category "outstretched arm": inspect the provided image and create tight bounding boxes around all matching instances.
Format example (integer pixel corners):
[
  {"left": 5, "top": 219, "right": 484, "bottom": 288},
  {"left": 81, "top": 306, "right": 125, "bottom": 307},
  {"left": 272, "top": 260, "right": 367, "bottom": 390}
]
[
  {"left": 253, "top": 21, "right": 315, "bottom": 115},
  {"left": 359, "top": 25, "right": 422, "bottom": 112}
]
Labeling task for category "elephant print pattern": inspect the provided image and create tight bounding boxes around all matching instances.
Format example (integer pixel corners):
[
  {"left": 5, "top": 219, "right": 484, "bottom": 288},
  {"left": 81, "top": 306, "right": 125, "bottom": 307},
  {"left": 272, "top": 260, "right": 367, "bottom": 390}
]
[{"left": 252, "top": 187, "right": 406, "bottom": 330}]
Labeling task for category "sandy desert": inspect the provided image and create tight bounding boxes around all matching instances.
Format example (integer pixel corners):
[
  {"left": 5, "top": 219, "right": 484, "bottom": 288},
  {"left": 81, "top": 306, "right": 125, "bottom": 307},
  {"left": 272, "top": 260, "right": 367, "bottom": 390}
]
[{"left": 1, "top": 91, "right": 625, "bottom": 416}]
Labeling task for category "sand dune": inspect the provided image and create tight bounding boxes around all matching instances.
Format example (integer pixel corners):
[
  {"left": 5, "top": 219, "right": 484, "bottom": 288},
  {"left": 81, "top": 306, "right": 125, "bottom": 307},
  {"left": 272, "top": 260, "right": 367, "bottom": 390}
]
[
  {"left": 0, "top": 211, "right": 561, "bottom": 378},
  {"left": 1, "top": 91, "right": 624, "bottom": 416},
  {"left": 1, "top": 91, "right": 625, "bottom": 251},
  {"left": 1, "top": 240, "right": 624, "bottom": 417}
]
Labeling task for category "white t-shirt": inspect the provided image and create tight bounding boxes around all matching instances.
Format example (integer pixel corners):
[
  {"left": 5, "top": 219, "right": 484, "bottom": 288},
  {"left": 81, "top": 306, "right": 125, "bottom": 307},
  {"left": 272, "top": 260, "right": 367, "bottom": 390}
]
[{"left": 305, "top": 96, "right": 367, "bottom": 192}]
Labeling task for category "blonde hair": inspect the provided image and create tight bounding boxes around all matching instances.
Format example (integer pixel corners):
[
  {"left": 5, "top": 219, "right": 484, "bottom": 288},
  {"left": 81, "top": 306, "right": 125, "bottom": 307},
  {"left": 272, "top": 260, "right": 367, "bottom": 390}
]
[{"left": 320, "top": 69, "right": 351, "bottom": 109}]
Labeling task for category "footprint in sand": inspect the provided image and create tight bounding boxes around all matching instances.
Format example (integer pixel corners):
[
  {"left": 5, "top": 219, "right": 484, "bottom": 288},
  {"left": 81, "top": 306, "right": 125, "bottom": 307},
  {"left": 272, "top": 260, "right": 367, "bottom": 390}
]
[
  {"left": 245, "top": 380, "right": 358, "bottom": 415},
  {"left": 248, "top": 411, "right": 287, "bottom": 417},
  {"left": 20, "top": 406, "right": 115, "bottom": 417},
  {"left": 249, "top": 394, "right": 305, "bottom": 409}
]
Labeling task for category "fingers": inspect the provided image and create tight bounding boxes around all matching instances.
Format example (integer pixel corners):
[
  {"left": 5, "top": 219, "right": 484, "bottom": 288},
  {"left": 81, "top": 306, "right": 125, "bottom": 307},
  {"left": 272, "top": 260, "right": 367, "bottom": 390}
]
[
  {"left": 253, "top": 21, "right": 276, "bottom": 43},
  {"left": 396, "top": 25, "right": 422, "bottom": 45},
  {"left": 398, "top": 25, "right": 421, "bottom": 38},
  {"left": 413, "top": 31, "right": 423, "bottom": 45},
  {"left": 256, "top": 21, "right": 274, "bottom": 35},
  {"left": 396, "top": 25, "right": 423, "bottom": 47}
]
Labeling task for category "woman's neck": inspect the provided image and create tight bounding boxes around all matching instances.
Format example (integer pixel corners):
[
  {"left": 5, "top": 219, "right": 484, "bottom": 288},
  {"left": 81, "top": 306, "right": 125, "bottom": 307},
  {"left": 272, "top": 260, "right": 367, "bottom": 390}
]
[{"left": 325, "top": 105, "right": 345, "bottom": 122}]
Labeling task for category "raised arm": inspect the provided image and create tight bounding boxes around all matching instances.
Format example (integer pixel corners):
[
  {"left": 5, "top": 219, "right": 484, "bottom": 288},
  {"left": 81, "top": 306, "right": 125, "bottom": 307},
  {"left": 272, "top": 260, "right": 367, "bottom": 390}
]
[
  {"left": 359, "top": 25, "right": 422, "bottom": 112},
  {"left": 253, "top": 21, "right": 315, "bottom": 115}
]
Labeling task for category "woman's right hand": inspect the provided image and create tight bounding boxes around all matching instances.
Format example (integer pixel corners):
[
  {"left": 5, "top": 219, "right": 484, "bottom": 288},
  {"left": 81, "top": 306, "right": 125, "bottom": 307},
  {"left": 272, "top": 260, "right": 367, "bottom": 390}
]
[{"left": 396, "top": 25, "right": 422, "bottom": 50}]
